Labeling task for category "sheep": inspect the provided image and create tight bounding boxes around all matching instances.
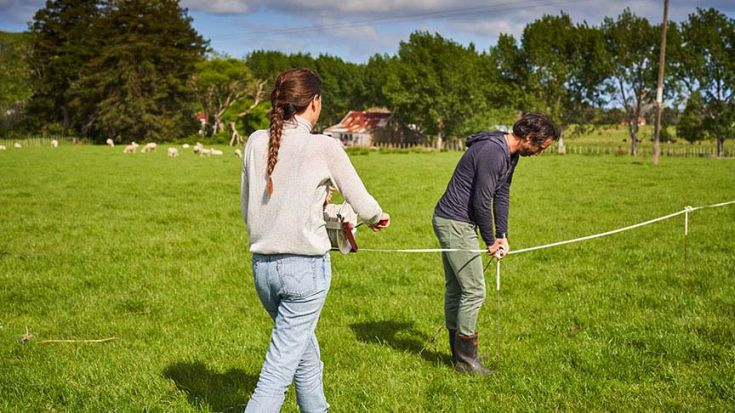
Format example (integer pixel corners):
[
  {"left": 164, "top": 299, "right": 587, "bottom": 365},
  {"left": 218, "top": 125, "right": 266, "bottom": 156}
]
[
  {"left": 51, "top": 139, "right": 59, "bottom": 147},
  {"left": 106, "top": 138, "right": 115, "bottom": 147},
  {"left": 14, "top": 142, "right": 22, "bottom": 148},
  {"left": 182, "top": 143, "right": 190, "bottom": 149},
  {"left": 210, "top": 149, "right": 224, "bottom": 156},
  {"left": 193, "top": 142, "right": 203, "bottom": 154},
  {"left": 199, "top": 148, "right": 212, "bottom": 157},
  {"left": 167, "top": 147, "right": 179, "bottom": 157},
  {"left": 0, "top": 145, "right": 6, "bottom": 151},
  {"left": 234, "top": 148, "right": 242, "bottom": 158},
  {"left": 141, "top": 142, "right": 157, "bottom": 153},
  {"left": 123, "top": 142, "right": 139, "bottom": 154}
]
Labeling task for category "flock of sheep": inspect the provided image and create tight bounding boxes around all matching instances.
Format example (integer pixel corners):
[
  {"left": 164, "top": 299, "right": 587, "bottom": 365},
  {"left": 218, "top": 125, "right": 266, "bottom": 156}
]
[
  {"left": 0, "top": 139, "right": 242, "bottom": 159},
  {"left": 0, "top": 139, "right": 59, "bottom": 151},
  {"left": 109, "top": 139, "right": 242, "bottom": 158}
]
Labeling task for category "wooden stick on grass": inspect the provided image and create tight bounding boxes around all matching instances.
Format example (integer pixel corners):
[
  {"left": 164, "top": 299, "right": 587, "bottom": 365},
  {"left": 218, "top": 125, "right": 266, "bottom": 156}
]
[{"left": 38, "top": 337, "right": 117, "bottom": 344}]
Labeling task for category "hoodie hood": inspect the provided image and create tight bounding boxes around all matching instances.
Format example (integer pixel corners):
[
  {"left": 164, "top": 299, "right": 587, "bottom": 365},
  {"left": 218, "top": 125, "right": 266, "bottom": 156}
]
[{"left": 465, "top": 131, "right": 503, "bottom": 147}]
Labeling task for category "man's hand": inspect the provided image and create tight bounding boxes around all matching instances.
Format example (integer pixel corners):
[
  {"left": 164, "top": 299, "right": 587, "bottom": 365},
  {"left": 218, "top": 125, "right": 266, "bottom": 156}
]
[
  {"left": 487, "top": 238, "right": 509, "bottom": 260},
  {"left": 369, "top": 212, "right": 391, "bottom": 232}
]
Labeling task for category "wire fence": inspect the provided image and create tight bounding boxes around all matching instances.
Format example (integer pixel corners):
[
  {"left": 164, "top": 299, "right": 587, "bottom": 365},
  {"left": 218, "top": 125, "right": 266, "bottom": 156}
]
[
  {"left": 0, "top": 136, "right": 90, "bottom": 147},
  {"left": 370, "top": 140, "right": 735, "bottom": 158},
  {"left": 3, "top": 135, "right": 730, "bottom": 158},
  {"left": 551, "top": 143, "right": 734, "bottom": 158},
  {"left": 369, "top": 140, "right": 733, "bottom": 158}
]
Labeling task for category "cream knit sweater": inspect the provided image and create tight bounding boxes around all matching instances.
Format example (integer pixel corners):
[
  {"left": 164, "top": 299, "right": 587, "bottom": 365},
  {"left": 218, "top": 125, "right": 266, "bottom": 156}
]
[{"left": 241, "top": 116, "right": 383, "bottom": 255}]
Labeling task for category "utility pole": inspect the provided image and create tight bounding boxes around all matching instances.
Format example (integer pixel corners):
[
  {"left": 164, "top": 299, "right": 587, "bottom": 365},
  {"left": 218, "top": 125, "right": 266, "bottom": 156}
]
[{"left": 653, "top": 0, "right": 669, "bottom": 165}]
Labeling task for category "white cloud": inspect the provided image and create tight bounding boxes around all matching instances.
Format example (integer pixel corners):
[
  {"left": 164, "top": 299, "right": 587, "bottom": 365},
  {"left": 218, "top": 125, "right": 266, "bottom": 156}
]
[
  {"left": 198, "top": 0, "right": 734, "bottom": 61},
  {"left": 3, "top": 0, "right": 734, "bottom": 62},
  {"left": 182, "top": 0, "right": 253, "bottom": 14}
]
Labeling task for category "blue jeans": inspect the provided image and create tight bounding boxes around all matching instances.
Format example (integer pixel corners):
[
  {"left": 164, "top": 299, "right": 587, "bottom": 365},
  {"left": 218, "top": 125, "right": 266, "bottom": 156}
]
[{"left": 245, "top": 253, "right": 331, "bottom": 413}]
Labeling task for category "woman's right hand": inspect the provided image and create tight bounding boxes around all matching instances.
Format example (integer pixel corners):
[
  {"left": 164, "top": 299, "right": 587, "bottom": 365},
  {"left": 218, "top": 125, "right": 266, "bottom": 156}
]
[{"left": 369, "top": 212, "right": 390, "bottom": 232}]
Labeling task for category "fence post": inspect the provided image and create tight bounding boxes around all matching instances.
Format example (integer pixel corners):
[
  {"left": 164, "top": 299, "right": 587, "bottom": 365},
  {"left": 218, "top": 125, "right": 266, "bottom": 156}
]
[{"left": 684, "top": 206, "right": 691, "bottom": 272}]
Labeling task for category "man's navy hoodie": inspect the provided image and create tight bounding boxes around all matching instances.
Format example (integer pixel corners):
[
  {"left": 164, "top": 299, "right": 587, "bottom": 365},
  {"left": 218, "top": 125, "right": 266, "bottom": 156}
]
[{"left": 434, "top": 131, "right": 519, "bottom": 246}]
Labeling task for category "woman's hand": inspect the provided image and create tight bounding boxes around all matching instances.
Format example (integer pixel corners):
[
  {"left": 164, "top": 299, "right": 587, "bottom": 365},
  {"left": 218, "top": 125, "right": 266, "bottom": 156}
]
[{"left": 369, "top": 212, "right": 390, "bottom": 232}]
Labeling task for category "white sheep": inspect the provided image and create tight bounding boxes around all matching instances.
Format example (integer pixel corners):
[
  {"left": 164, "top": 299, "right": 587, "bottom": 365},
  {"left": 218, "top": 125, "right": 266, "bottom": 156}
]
[
  {"left": 167, "top": 147, "right": 179, "bottom": 157},
  {"left": 106, "top": 138, "right": 115, "bottom": 147},
  {"left": 141, "top": 142, "right": 157, "bottom": 153},
  {"left": 193, "top": 142, "right": 203, "bottom": 154},
  {"left": 51, "top": 139, "right": 59, "bottom": 147},
  {"left": 123, "top": 142, "right": 139, "bottom": 154},
  {"left": 199, "top": 148, "right": 212, "bottom": 157},
  {"left": 14, "top": 142, "right": 21, "bottom": 148},
  {"left": 182, "top": 143, "right": 190, "bottom": 149},
  {"left": 0, "top": 145, "right": 6, "bottom": 151},
  {"left": 234, "top": 148, "right": 242, "bottom": 158},
  {"left": 211, "top": 149, "right": 223, "bottom": 156}
]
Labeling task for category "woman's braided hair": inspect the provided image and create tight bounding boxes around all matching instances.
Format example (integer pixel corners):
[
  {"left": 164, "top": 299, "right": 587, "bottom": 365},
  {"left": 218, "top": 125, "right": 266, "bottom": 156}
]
[{"left": 266, "top": 68, "right": 322, "bottom": 195}]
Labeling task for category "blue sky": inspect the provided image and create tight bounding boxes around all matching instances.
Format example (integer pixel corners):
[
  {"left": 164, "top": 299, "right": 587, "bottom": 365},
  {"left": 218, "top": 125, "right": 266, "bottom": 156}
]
[{"left": 1, "top": 0, "right": 734, "bottom": 63}]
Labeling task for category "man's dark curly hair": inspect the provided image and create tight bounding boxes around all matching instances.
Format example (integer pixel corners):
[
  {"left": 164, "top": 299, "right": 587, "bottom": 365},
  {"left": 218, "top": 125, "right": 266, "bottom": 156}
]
[{"left": 512, "top": 112, "right": 560, "bottom": 145}]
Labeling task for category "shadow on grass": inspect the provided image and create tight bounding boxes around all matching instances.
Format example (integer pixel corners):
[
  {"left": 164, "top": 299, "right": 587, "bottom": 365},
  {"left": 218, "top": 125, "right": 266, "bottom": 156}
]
[
  {"left": 163, "top": 360, "right": 258, "bottom": 412},
  {"left": 350, "top": 320, "right": 451, "bottom": 366}
]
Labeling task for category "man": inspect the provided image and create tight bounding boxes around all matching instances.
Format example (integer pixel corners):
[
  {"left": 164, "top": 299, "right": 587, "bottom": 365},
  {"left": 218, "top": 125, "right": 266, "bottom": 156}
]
[{"left": 432, "top": 112, "right": 558, "bottom": 375}]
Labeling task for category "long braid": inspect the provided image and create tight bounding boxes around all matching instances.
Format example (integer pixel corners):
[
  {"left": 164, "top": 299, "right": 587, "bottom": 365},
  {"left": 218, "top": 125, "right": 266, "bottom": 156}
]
[
  {"left": 266, "top": 105, "right": 284, "bottom": 195},
  {"left": 264, "top": 68, "right": 321, "bottom": 196}
]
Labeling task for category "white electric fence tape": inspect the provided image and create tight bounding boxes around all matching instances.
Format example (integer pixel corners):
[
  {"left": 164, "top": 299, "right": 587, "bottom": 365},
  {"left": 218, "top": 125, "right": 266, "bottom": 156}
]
[
  {"left": 360, "top": 200, "right": 735, "bottom": 255},
  {"left": 407, "top": 200, "right": 735, "bottom": 362}
]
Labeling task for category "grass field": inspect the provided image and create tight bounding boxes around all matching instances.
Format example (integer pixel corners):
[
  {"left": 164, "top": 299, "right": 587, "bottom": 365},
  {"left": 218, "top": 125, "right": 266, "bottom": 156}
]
[{"left": 1, "top": 143, "right": 734, "bottom": 412}]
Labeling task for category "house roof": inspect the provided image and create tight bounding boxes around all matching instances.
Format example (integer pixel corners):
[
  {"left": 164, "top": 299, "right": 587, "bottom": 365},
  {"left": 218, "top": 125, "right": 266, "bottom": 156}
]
[{"left": 324, "top": 111, "right": 392, "bottom": 134}]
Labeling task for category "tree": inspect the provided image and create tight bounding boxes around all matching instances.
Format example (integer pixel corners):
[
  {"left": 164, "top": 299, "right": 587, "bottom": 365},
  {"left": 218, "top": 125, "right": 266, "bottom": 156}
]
[
  {"left": 246, "top": 50, "right": 315, "bottom": 91},
  {"left": 488, "top": 33, "right": 527, "bottom": 112},
  {"left": 384, "top": 31, "right": 488, "bottom": 148},
  {"left": 677, "top": 91, "right": 705, "bottom": 143},
  {"left": 361, "top": 53, "right": 395, "bottom": 109},
  {"left": 602, "top": 9, "right": 660, "bottom": 155},
  {"left": 674, "top": 8, "right": 735, "bottom": 157},
  {"left": 521, "top": 14, "right": 609, "bottom": 153},
  {"left": 0, "top": 31, "right": 32, "bottom": 134},
  {"left": 71, "top": 0, "right": 207, "bottom": 142},
  {"left": 193, "top": 56, "right": 265, "bottom": 136},
  {"left": 28, "top": 0, "right": 102, "bottom": 133},
  {"left": 314, "top": 54, "right": 367, "bottom": 128},
  {"left": 522, "top": 14, "right": 573, "bottom": 152}
]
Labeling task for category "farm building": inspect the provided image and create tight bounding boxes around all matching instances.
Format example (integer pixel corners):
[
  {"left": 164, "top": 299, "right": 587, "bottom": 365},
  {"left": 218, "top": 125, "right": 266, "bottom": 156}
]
[
  {"left": 324, "top": 110, "right": 430, "bottom": 147},
  {"left": 324, "top": 111, "right": 393, "bottom": 147}
]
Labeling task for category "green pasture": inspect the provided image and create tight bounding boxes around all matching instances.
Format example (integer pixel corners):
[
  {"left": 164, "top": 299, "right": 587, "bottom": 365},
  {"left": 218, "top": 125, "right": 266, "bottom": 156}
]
[{"left": 1, "top": 143, "right": 734, "bottom": 412}]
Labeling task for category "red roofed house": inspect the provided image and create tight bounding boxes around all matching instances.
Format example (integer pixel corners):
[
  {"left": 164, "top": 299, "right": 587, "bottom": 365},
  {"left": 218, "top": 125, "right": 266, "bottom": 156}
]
[{"left": 324, "top": 111, "right": 393, "bottom": 147}]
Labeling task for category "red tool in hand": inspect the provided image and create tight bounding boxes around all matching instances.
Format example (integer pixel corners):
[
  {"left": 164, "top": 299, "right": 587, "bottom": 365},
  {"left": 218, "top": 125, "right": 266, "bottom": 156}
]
[{"left": 341, "top": 221, "right": 358, "bottom": 253}]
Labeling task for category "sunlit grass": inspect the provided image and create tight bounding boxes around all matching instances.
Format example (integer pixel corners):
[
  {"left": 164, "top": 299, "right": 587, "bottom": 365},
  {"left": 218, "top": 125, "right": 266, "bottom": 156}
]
[{"left": 1, "top": 144, "right": 734, "bottom": 411}]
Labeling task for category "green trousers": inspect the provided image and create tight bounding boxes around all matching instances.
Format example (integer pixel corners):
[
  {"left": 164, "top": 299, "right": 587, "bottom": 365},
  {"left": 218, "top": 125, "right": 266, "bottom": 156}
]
[{"left": 432, "top": 215, "right": 486, "bottom": 336}]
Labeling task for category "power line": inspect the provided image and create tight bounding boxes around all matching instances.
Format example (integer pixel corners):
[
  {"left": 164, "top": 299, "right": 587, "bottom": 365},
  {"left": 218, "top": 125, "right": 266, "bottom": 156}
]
[{"left": 210, "top": 0, "right": 585, "bottom": 41}]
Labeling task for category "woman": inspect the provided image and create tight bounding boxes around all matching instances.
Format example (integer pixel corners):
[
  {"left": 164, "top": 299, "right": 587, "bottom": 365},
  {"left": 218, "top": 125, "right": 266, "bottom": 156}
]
[{"left": 241, "top": 68, "right": 390, "bottom": 412}]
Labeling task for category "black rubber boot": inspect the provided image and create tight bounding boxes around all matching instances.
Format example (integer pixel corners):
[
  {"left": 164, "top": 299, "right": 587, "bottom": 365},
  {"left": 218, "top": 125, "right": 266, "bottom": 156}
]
[
  {"left": 448, "top": 329, "right": 457, "bottom": 365},
  {"left": 454, "top": 333, "right": 492, "bottom": 376}
]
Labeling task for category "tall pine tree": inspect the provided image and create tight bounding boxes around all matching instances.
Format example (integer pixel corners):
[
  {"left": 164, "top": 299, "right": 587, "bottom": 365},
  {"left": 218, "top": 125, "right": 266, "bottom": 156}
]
[
  {"left": 75, "top": 0, "right": 207, "bottom": 142},
  {"left": 28, "top": 0, "right": 102, "bottom": 133}
]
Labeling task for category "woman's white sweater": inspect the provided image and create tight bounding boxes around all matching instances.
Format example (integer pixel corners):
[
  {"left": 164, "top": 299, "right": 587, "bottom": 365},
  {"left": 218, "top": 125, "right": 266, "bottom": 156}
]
[{"left": 241, "top": 116, "right": 383, "bottom": 255}]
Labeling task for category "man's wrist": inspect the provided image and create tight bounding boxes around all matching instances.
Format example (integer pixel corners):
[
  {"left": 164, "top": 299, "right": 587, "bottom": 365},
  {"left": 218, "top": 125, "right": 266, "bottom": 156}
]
[{"left": 496, "top": 232, "right": 507, "bottom": 239}]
